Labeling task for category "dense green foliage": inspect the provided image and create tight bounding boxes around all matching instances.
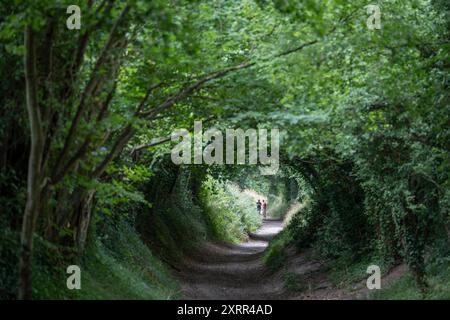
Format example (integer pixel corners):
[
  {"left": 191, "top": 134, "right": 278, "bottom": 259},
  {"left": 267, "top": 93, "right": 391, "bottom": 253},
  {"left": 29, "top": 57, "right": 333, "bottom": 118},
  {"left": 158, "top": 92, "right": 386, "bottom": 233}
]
[
  {"left": 259, "top": 0, "right": 449, "bottom": 294},
  {"left": 0, "top": 0, "right": 449, "bottom": 299},
  {"left": 200, "top": 176, "right": 261, "bottom": 243}
]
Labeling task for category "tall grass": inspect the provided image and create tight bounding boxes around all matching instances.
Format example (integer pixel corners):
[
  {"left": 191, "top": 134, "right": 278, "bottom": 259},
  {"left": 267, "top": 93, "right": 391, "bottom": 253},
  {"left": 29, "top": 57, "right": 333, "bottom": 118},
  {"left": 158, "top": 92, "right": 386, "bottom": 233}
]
[
  {"left": 199, "top": 176, "right": 262, "bottom": 243},
  {"left": 0, "top": 215, "right": 180, "bottom": 299}
]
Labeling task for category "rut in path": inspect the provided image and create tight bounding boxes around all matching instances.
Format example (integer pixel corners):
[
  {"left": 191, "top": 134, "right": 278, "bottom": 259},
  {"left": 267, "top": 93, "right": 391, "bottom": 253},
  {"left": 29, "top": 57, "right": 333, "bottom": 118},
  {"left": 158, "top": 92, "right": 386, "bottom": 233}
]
[{"left": 179, "top": 219, "right": 285, "bottom": 300}]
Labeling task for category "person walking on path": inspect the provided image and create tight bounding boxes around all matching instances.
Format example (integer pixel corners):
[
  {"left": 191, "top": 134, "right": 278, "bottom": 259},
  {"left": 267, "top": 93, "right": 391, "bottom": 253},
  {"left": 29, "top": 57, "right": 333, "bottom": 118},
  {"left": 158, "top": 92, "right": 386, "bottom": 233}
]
[
  {"left": 262, "top": 200, "right": 267, "bottom": 219},
  {"left": 256, "top": 199, "right": 261, "bottom": 215}
]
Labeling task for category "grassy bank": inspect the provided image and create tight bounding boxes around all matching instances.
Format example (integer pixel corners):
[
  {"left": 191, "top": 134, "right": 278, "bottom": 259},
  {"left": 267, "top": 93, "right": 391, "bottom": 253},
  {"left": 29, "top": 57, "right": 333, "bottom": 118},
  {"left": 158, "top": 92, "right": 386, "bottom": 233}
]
[
  {"left": 199, "top": 176, "right": 262, "bottom": 243},
  {"left": 0, "top": 217, "right": 180, "bottom": 300},
  {"left": 370, "top": 260, "right": 450, "bottom": 299}
]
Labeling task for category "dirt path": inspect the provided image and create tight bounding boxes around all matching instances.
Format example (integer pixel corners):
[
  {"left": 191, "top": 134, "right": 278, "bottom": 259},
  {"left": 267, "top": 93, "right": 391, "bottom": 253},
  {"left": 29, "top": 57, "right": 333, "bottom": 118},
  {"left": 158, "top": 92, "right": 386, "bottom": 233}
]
[
  {"left": 178, "top": 219, "right": 407, "bottom": 300},
  {"left": 179, "top": 219, "right": 285, "bottom": 299}
]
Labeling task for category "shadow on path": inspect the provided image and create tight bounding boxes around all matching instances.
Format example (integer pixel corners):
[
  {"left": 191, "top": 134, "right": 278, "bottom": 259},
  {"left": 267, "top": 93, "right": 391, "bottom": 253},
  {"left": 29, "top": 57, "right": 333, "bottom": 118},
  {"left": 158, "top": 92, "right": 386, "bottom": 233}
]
[{"left": 179, "top": 219, "right": 285, "bottom": 300}]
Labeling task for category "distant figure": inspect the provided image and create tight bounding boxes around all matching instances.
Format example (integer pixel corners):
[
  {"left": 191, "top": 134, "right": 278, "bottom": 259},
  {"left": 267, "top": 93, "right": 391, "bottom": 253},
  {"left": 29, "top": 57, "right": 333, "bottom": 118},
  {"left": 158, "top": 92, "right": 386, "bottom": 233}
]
[
  {"left": 256, "top": 199, "right": 261, "bottom": 215},
  {"left": 262, "top": 200, "right": 267, "bottom": 219}
]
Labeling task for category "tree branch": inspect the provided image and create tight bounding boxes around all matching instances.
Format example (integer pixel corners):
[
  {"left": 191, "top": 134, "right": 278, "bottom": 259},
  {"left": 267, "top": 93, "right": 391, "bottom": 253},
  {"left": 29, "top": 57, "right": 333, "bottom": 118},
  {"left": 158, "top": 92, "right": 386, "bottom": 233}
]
[
  {"left": 92, "top": 125, "right": 135, "bottom": 178},
  {"left": 130, "top": 116, "right": 214, "bottom": 156},
  {"left": 139, "top": 62, "right": 255, "bottom": 119},
  {"left": 54, "top": 5, "right": 130, "bottom": 177}
]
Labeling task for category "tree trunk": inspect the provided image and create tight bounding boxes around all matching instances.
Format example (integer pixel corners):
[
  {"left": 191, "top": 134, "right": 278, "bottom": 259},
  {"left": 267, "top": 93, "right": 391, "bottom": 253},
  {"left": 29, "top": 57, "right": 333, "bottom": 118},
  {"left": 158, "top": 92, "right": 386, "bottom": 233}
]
[
  {"left": 18, "top": 26, "right": 45, "bottom": 300},
  {"left": 76, "top": 190, "right": 96, "bottom": 252}
]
